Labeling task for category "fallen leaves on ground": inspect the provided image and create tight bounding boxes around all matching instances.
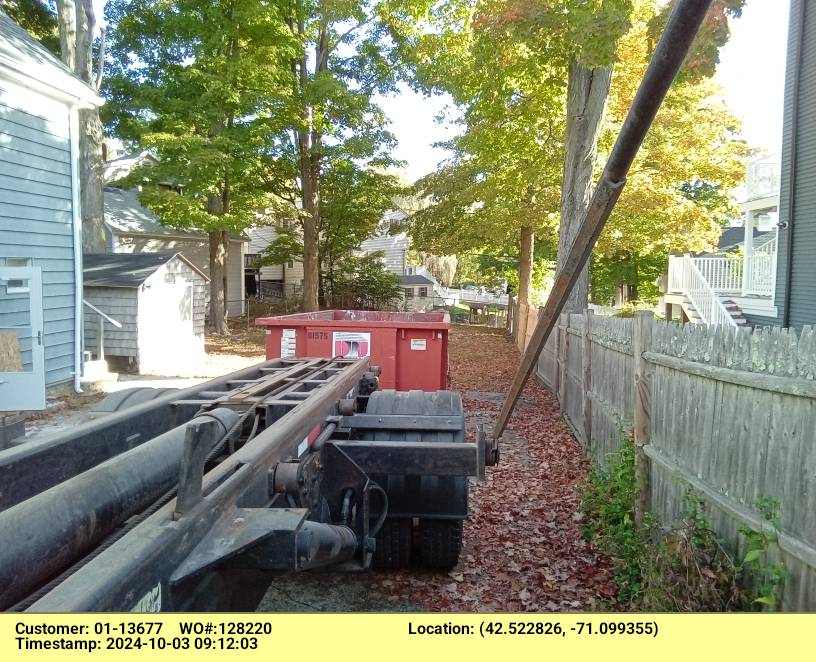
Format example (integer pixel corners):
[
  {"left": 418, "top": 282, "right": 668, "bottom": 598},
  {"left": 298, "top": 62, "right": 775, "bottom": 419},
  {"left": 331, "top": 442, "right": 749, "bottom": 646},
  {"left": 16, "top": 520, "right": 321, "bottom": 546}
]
[
  {"left": 365, "top": 324, "right": 618, "bottom": 611},
  {"left": 205, "top": 318, "right": 266, "bottom": 358}
]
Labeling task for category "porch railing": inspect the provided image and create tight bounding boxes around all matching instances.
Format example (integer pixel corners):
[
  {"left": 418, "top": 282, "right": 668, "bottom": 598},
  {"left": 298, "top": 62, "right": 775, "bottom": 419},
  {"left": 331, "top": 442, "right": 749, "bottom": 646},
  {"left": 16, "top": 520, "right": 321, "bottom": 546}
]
[
  {"left": 691, "top": 256, "right": 743, "bottom": 293},
  {"left": 667, "top": 255, "right": 737, "bottom": 327},
  {"left": 744, "top": 235, "right": 777, "bottom": 296},
  {"left": 437, "top": 287, "right": 509, "bottom": 306},
  {"left": 668, "top": 235, "right": 777, "bottom": 301}
]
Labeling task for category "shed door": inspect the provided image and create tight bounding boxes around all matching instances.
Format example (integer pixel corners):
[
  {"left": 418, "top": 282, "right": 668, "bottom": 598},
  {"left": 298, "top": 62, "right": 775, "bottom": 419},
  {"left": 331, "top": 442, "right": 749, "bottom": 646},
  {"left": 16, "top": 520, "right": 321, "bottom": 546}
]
[
  {"left": 138, "top": 281, "right": 197, "bottom": 374},
  {"left": 0, "top": 267, "right": 46, "bottom": 411}
]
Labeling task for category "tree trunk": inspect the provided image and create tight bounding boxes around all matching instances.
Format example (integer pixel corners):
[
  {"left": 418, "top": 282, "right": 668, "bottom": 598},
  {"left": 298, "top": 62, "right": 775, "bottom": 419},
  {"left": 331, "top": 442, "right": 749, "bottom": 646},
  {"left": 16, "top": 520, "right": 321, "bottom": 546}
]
[
  {"left": 56, "top": 0, "right": 106, "bottom": 252},
  {"left": 79, "top": 108, "right": 106, "bottom": 252},
  {"left": 301, "top": 193, "right": 320, "bottom": 311},
  {"left": 518, "top": 224, "right": 534, "bottom": 307},
  {"left": 208, "top": 229, "right": 230, "bottom": 335},
  {"left": 557, "top": 59, "right": 612, "bottom": 313},
  {"left": 56, "top": 0, "right": 77, "bottom": 69}
]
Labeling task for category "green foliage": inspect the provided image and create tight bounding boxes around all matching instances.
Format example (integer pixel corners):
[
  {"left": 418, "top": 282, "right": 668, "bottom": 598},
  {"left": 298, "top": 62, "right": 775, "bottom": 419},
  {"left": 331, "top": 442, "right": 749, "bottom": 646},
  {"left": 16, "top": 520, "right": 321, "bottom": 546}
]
[
  {"left": 737, "top": 497, "right": 786, "bottom": 610},
  {"left": 320, "top": 161, "right": 405, "bottom": 286},
  {"left": 256, "top": 226, "right": 304, "bottom": 268},
  {"left": 581, "top": 438, "right": 649, "bottom": 605},
  {"left": 104, "top": 0, "right": 299, "bottom": 234},
  {"left": 582, "top": 437, "right": 786, "bottom": 611},
  {"left": 642, "top": 492, "right": 742, "bottom": 611},
  {"left": 2, "top": 0, "right": 60, "bottom": 55},
  {"left": 590, "top": 253, "right": 665, "bottom": 305},
  {"left": 400, "top": 0, "right": 746, "bottom": 306},
  {"left": 327, "top": 252, "right": 404, "bottom": 310}
]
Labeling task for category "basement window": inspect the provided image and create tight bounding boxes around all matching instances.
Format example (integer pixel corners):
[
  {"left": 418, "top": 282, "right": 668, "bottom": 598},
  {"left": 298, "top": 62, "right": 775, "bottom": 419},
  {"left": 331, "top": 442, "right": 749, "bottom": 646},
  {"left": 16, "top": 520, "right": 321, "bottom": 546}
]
[{"left": 5, "top": 257, "right": 31, "bottom": 294}]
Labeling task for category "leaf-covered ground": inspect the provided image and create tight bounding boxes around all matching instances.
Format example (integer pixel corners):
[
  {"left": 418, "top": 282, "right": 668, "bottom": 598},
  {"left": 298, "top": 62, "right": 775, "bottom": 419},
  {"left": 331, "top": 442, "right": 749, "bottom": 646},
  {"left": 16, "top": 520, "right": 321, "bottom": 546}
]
[{"left": 259, "top": 324, "right": 616, "bottom": 612}]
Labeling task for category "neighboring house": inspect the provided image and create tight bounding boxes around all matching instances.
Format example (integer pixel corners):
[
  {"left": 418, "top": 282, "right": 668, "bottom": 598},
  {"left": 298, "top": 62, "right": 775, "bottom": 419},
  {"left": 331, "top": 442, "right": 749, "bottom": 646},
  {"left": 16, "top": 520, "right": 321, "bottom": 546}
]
[
  {"left": 103, "top": 149, "right": 158, "bottom": 184},
  {"left": 83, "top": 252, "right": 208, "bottom": 375},
  {"left": 245, "top": 224, "right": 304, "bottom": 297},
  {"left": 358, "top": 208, "right": 411, "bottom": 275},
  {"left": 104, "top": 187, "right": 247, "bottom": 317},
  {"left": 0, "top": 12, "right": 102, "bottom": 411},
  {"left": 665, "top": 1, "right": 812, "bottom": 329},
  {"left": 400, "top": 271, "right": 437, "bottom": 312},
  {"left": 664, "top": 154, "right": 781, "bottom": 326},
  {"left": 244, "top": 208, "right": 410, "bottom": 300}
]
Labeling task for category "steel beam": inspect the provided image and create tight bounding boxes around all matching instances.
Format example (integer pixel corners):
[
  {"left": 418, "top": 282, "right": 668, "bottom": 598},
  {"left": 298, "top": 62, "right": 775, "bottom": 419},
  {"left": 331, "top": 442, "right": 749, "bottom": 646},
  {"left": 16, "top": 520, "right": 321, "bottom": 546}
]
[{"left": 26, "top": 357, "right": 371, "bottom": 612}]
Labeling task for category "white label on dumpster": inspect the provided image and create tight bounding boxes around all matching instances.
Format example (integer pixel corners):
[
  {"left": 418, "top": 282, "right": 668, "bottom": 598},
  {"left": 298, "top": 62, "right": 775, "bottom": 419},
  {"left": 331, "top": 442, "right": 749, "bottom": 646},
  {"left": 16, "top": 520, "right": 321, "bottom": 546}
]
[
  {"left": 410, "top": 338, "right": 427, "bottom": 351},
  {"left": 332, "top": 331, "right": 371, "bottom": 358},
  {"left": 131, "top": 583, "right": 161, "bottom": 612},
  {"left": 281, "top": 328, "right": 297, "bottom": 358}
]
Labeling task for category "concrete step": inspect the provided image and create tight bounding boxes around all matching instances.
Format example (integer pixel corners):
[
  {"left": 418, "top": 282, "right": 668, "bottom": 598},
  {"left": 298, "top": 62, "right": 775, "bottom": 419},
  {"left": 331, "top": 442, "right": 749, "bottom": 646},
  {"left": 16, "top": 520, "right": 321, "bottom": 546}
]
[{"left": 80, "top": 359, "right": 118, "bottom": 384}]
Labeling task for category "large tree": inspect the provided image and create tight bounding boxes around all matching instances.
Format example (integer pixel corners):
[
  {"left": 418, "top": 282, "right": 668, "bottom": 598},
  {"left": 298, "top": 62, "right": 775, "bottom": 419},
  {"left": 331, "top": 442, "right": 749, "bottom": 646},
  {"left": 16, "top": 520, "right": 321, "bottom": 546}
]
[
  {"left": 393, "top": 0, "right": 566, "bottom": 310},
  {"left": 104, "top": 0, "right": 297, "bottom": 333},
  {"left": 51, "top": 0, "right": 107, "bottom": 252},
  {"left": 590, "top": 0, "right": 748, "bottom": 301},
  {"left": 283, "top": 0, "right": 410, "bottom": 311},
  {"left": 404, "top": 0, "right": 748, "bottom": 313},
  {"left": 256, "top": 157, "right": 403, "bottom": 307}
]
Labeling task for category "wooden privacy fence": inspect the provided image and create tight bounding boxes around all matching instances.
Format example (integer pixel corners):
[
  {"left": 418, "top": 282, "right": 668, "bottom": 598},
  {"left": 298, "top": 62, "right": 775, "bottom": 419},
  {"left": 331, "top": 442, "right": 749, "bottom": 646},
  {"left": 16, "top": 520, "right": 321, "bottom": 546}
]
[{"left": 532, "top": 309, "right": 816, "bottom": 611}]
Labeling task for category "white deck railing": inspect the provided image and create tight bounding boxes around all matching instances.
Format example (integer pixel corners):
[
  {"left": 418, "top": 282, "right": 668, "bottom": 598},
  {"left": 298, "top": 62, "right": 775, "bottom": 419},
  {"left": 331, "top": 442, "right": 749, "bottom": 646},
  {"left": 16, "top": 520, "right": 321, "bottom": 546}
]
[
  {"left": 691, "top": 256, "right": 743, "bottom": 293},
  {"left": 668, "top": 255, "right": 737, "bottom": 327},
  {"left": 744, "top": 235, "right": 777, "bottom": 296},
  {"left": 437, "top": 287, "right": 509, "bottom": 306},
  {"left": 668, "top": 235, "right": 777, "bottom": 301}
]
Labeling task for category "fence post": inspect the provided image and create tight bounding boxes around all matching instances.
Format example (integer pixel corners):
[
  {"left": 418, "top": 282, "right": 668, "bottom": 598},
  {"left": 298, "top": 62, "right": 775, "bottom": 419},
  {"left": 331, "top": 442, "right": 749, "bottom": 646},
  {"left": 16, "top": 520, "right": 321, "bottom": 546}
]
[
  {"left": 582, "top": 309, "right": 593, "bottom": 450},
  {"left": 633, "top": 310, "right": 653, "bottom": 528},
  {"left": 557, "top": 313, "right": 567, "bottom": 416}
]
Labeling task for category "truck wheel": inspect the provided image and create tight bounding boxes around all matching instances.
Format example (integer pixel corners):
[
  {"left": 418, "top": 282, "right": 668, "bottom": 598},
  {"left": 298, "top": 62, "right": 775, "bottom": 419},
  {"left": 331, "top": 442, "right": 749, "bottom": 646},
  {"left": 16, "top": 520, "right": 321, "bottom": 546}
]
[
  {"left": 373, "top": 518, "right": 412, "bottom": 569},
  {"left": 419, "top": 519, "right": 463, "bottom": 570}
]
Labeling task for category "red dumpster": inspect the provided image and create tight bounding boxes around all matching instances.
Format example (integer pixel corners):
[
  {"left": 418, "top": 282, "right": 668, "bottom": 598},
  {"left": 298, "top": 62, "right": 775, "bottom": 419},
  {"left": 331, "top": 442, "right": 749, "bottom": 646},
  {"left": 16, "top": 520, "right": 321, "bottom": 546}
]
[{"left": 256, "top": 310, "right": 450, "bottom": 391}]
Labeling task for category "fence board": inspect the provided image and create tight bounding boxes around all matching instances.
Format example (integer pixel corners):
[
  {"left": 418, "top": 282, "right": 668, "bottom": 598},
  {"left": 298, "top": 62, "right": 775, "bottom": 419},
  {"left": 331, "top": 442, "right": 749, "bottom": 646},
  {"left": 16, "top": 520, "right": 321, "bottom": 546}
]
[{"left": 530, "top": 309, "right": 816, "bottom": 611}]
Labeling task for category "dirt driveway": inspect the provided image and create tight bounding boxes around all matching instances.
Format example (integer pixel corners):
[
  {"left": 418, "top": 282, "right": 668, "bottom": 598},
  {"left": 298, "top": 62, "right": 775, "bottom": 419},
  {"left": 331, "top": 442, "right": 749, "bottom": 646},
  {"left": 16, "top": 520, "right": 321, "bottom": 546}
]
[{"left": 257, "top": 325, "right": 615, "bottom": 612}]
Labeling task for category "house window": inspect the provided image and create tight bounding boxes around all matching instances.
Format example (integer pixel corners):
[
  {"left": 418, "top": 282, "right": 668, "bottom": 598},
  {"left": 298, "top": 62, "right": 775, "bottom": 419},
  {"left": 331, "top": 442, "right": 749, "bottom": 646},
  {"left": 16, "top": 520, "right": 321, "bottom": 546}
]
[
  {"left": 5, "top": 257, "right": 31, "bottom": 293},
  {"left": 404, "top": 288, "right": 414, "bottom": 298},
  {"left": 287, "top": 260, "right": 294, "bottom": 269},
  {"left": 418, "top": 287, "right": 428, "bottom": 297}
]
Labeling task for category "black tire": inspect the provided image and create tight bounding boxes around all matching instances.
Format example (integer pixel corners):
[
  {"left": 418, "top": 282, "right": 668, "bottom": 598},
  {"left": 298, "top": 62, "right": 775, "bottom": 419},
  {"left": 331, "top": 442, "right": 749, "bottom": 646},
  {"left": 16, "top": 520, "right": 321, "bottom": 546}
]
[
  {"left": 419, "top": 519, "right": 463, "bottom": 570},
  {"left": 373, "top": 518, "right": 412, "bottom": 569}
]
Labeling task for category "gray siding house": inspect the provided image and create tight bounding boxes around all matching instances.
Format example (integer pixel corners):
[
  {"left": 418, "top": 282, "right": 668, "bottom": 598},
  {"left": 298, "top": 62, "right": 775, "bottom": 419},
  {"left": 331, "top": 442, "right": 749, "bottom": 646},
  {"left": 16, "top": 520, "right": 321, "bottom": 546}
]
[
  {"left": 664, "top": 2, "right": 814, "bottom": 329},
  {"left": 104, "top": 187, "right": 247, "bottom": 318},
  {"left": 0, "top": 12, "right": 102, "bottom": 410},
  {"left": 358, "top": 209, "right": 411, "bottom": 276},
  {"left": 745, "top": 0, "right": 815, "bottom": 328}
]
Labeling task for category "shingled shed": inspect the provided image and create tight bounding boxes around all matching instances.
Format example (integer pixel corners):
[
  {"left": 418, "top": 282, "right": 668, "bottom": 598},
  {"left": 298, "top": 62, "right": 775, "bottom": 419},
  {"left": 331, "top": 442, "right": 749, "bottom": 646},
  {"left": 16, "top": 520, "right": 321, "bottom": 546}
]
[{"left": 83, "top": 252, "right": 208, "bottom": 375}]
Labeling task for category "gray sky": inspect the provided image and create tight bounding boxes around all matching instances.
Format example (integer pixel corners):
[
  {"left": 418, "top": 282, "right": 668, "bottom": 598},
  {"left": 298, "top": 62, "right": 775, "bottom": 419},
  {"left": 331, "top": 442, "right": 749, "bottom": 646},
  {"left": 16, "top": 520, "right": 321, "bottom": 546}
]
[{"left": 379, "top": 0, "right": 790, "bottom": 183}]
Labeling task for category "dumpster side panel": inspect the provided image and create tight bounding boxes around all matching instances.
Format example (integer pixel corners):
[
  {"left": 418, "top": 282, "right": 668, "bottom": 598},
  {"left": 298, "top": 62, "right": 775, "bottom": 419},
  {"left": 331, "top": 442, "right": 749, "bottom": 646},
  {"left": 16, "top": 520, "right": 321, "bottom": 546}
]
[
  {"left": 372, "top": 328, "right": 398, "bottom": 389},
  {"left": 264, "top": 328, "right": 283, "bottom": 359},
  {"left": 257, "top": 310, "right": 450, "bottom": 391},
  {"left": 396, "top": 329, "right": 444, "bottom": 391}
]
